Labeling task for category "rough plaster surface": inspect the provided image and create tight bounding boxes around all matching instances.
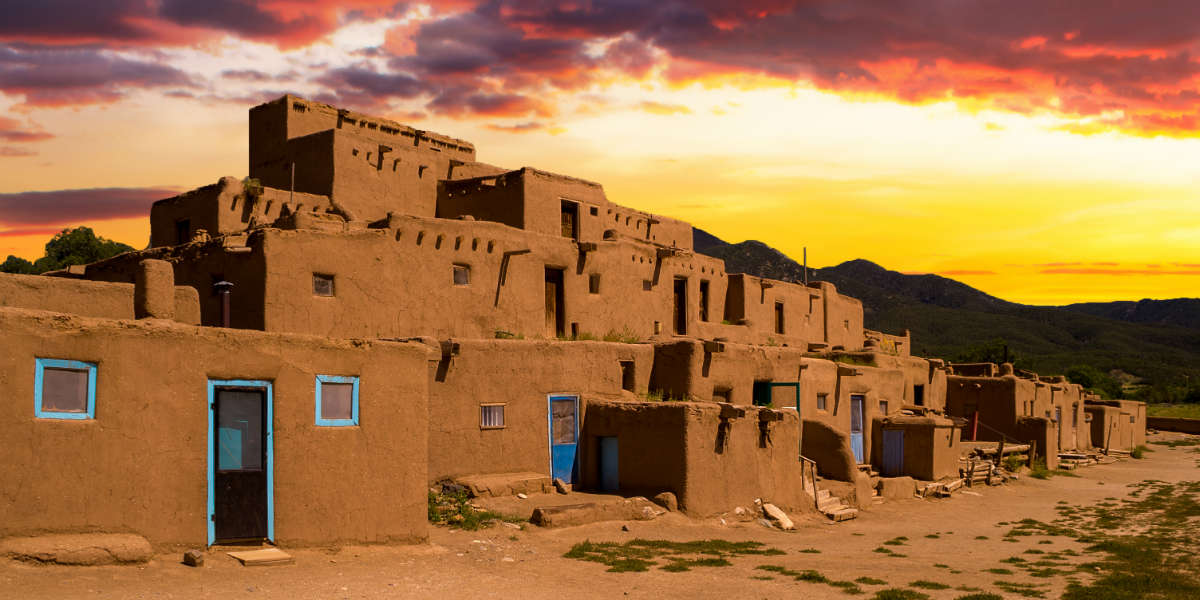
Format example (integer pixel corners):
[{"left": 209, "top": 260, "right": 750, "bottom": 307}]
[{"left": 0, "top": 534, "right": 152, "bottom": 565}]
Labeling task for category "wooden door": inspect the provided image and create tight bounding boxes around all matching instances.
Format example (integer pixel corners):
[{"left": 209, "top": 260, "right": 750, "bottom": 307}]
[
  {"left": 213, "top": 388, "right": 268, "bottom": 543},
  {"left": 850, "top": 394, "right": 865, "bottom": 463},
  {"left": 545, "top": 268, "right": 564, "bottom": 337},
  {"left": 549, "top": 395, "right": 579, "bottom": 483}
]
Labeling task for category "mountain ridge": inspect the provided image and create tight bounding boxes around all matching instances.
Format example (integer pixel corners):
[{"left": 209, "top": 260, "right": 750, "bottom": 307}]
[{"left": 692, "top": 228, "right": 1200, "bottom": 398}]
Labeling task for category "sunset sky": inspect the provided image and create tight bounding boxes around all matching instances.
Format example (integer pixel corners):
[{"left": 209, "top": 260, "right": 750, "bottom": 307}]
[{"left": 1, "top": 1, "right": 1198, "bottom": 305}]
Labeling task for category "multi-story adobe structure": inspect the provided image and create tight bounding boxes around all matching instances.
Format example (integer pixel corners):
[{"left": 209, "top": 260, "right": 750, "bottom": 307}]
[{"left": 0, "top": 96, "right": 1140, "bottom": 550}]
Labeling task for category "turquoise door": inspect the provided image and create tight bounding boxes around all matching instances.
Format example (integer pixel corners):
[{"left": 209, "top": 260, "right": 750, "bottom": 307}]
[
  {"left": 850, "top": 395, "right": 865, "bottom": 463},
  {"left": 598, "top": 436, "right": 619, "bottom": 492},
  {"left": 548, "top": 395, "right": 579, "bottom": 483}
]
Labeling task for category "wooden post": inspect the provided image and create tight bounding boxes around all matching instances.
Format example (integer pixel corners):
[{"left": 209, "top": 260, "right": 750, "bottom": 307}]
[
  {"left": 971, "top": 412, "right": 979, "bottom": 441},
  {"left": 995, "top": 439, "right": 1005, "bottom": 466},
  {"left": 1028, "top": 440, "right": 1037, "bottom": 468}
]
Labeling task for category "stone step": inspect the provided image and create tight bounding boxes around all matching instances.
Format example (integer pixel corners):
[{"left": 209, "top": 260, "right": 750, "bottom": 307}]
[{"left": 822, "top": 507, "right": 859, "bottom": 522}]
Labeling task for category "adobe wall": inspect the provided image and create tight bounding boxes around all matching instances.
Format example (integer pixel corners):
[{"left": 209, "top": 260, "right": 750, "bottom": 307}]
[
  {"left": 581, "top": 401, "right": 807, "bottom": 516},
  {"left": 427, "top": 339, "right": 653, "bottom": 481},
  {"left": 872, "top": 354, "right": 947, "bottom": 411},
  {"left": 649, "top": 340, "right": 809, "bottom": 405},
  {"left": 682, "top": 403, "right": 806, "bottom": 516},
  {"left": 872, "top": 416, "right": 961, "bottom": 481},
  {"left": 1086, "top": 400, "right": 1146, "bottom": 450},
  {"left": 250, "top": 96, "right": 474, "bottom": 220},
  {"left": 0, "top": 272, "right": 199, "bottom": 325},
  {"left": 718, "top": 274, "right": 827, "bottom": 347},
  {"left": 579, "top": 401, "right": 688, "bottom": 500},
  {"left": 946, "top": 375, "right": 1030, "bottom": 443},
  {"left": 246, "top": 221, "right": 731, "bottom": 342},
  {"left": 1146, "top": 416, "right": 1200, "bottom": 435},
  {"left": 0, "top": 307, "right": 430, "bottom": 548},
  {"left": 1015, "top": 417, "right": 1059, "bottom": 469},
  {"left": 151, "top": 177, "right": 331, "bottom": 247},
  {"left": 78, "top": 236, "right": 268, "bottom": 330},
  {"left": 437, "top": 172, "right": 525, "bottom": 229}
]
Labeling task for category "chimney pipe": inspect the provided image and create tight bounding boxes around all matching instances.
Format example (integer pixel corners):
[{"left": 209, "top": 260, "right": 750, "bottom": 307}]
[{"left": 213, "top": 280, "right": 234, "bottom": 328}]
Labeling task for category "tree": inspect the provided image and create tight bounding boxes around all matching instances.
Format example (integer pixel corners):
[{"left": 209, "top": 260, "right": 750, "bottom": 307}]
[
  {"left": 0, "top": 255, "right": 36, "bottom": 274},
  {"left": 0, "top": 227, "right": 134, "bottom": 275},
  {"left": 1065, "top": 364, "right": 1123, "bottom": 399}
]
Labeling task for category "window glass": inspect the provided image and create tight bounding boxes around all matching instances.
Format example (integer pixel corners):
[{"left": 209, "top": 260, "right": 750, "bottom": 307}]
[
  {"left": 41, "top": 367, "right": 89, "bottom": 413},
  {"left": 453, "top": 264, "right": 470, "bottom": 286},
  {"left": 480, "top": 405, "right": 505, "bottom": 428},
  {"left": 313, "top": 273, "right": 335, "bottom": 296},
  {"left": 551, "top": 398, "right": 577, "bottom": 444},
  {"left": 880, "top": 400, "right": 889, "bottom": 415},
  {"left": 217, "top": 390, "right": 263, "bottom": 471},
  {"left": 320, "top": 382, "right": 354, "bottom": 421},
  {"left": 816, "top": 393, "right": 828, "bottom": 411}
]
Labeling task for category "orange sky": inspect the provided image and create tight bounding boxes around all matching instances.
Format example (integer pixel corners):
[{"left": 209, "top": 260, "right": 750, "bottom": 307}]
[{"left": 1, "top": 1, "right": 1198, "bottom": 305}]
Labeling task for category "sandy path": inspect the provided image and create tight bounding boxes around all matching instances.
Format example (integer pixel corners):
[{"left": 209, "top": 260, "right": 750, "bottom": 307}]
[{"left": 3, "top": 432, "right": 1196, "bottom": 600}]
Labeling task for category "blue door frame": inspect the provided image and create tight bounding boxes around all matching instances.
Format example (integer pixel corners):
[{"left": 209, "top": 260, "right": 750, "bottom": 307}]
[
  {"left": 207, "top": 379, "right": 274, "bottom": 546},
  {"left": 850, "top": 394, "right": 865, "bottom": 463},
  {"left": 548, "top": 394, "right": 579, "bottom": 483}
]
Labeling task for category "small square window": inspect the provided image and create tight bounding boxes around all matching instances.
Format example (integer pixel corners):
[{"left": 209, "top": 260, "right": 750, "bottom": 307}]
[
  {"left": 816, "top": 393, "right": 828, "bottom": 411},
  {"left": 589, "top": 273, "right": 601, "bottom": 294},
  {"left": 316, "top": 375, "right": 359, "bottom": 426},
  {"left": 35, "top": 358, "right": 96, "bottom": 420},
  {"left": 642, "top": 280, "right": 652, "bottom": 291},
  {"left": 481, "top": 404, "right": 505, "bottom": 429},
  {"left": 589, "top": 206, "right": 598, "bottom": 216},
  {"left": 313, "top": 273, "right": 335, "bottom": 296},
  {"left": 453, "top": 264, "right": 471, "bottom": 286}
]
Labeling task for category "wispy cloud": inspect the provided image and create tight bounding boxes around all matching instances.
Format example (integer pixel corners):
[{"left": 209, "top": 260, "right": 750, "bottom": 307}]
[
  {"left": 0, "top": 187, "right": 180, "bottom": 226},
  {"left": 1041, "top": 267, "right": 1200, "bottom": 276}
]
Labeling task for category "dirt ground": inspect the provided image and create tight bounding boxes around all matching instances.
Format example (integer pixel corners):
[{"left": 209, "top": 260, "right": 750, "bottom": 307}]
[{"left": 3, "top": 431, "right": 1197, "bottom": 600}]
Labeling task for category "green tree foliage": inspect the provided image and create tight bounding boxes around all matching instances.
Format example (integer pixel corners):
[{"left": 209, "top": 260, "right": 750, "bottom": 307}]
[
  {"left": 0, "top": 255, "right": 35, "bottom": 274},
  {"left": 1065, "top": 364, "right": 1124, "bottom": 399},
  {"left": 0, "top": 227, "right": 134, "bottom": 275},
  {"left": 951, "top": 338, "right": 1023, "bottom": 368}
]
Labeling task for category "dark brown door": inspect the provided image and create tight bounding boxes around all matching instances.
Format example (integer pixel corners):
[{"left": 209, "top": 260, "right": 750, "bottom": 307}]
[
  {"left": 673, "top": 277, "right": 687, "bottom": 335},
  {"left": 560, "top": 201, "right": 578, "bottom": 240},
  {"left": 545, "top": 268, "right": 565, "bottom": 337},
  {"left": 214, "top": 388, "right": 268, "bottom": 543}
]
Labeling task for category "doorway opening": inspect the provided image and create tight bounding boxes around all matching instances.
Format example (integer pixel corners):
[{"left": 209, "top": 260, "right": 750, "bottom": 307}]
[
  {"left": 545, "top": 267, "right": 565, "bottom": 337},
  {"left": 673, "top": 277, "right": 687, "bottom": 335}
]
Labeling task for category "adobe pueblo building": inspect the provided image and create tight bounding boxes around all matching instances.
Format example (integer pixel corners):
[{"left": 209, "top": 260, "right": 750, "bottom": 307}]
[{"left": 0, "top": 96, "right": 1146, "bottom": 550}]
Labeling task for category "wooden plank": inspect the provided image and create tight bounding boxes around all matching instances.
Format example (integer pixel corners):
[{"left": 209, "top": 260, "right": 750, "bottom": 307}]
[{"left": 227, "top": 548, "right": 294, "bottom": 567}]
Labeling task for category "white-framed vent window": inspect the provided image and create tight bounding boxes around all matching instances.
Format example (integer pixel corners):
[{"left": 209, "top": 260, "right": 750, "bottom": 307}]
[
  {"left": 313, "top": 273, "right": 335, "bottom": 297},
  {"left": 35, "top": 358, "right": 97, "bottom": 420},
  {"left": 816, "top": 393, "right": 828, "bottom": 411},
  {"left": 480, "top": 404, "right": 506, "bottom": 429},
  {"left": 315, "top": 375, "right": 359, "bottom": 426},
  {"left": 453, "top": 264, "right": 471, "bottom": 286}
]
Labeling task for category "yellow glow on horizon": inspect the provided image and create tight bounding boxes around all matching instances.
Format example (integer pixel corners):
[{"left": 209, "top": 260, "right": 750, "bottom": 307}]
[{"left": 2, "top": 82, "right": 1197, "bottom": 305}]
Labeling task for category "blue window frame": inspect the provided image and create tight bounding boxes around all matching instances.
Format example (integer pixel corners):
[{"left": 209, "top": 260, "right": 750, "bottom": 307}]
[
  {"left": 34, "top": 358, "right": 97, "bottom": 420},
  {"left": 315, "top": 375, "right": 359, "bottom": 426}
]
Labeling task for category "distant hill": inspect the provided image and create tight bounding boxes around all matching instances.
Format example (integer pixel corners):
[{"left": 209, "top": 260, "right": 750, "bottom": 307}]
[
  {"left": 1064, "top": 299, "right": 1200, "bottom": 330},
  {"left": 693, "top": 228, "right": 1200, "bottom": 395}
]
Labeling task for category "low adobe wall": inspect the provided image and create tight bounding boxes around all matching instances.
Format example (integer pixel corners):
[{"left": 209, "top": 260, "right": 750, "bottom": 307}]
[
  {"left": 0, "top": 307, "right": 430, "bottom": 548},
  {"left": 427, "top": 339, "right": 653, "bottom": 482},
  {"left": 1147, "top": 416, "right": 1200, "bottom": 435},
  {"left": 582, "top": 401, "right": 807, "bottom": 517},
  {"left": 0, "top": 272, "right": 199, "bottom": 325}
]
